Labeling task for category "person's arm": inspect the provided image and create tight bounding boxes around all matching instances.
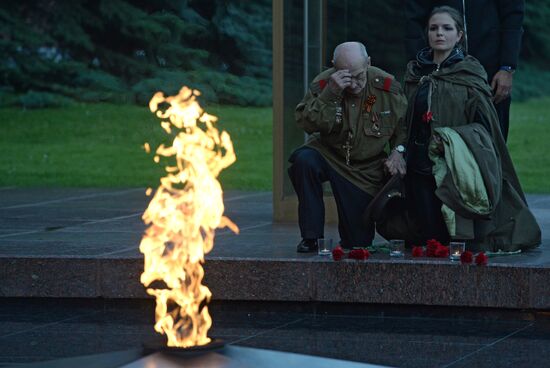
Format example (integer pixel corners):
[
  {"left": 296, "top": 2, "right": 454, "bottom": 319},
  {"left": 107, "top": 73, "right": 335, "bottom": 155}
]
[
  {"left": 385, "top": 93, "right": 408, "bottom": 176},
  {"left": 390, "top": 94, "right": 408, "bottom": 149},
  {"left": 295, "top": 86, "right": 343, "bottom": 135},
  {"left": 295, "top": 69, "right": 352, "bottom": 134},
  {"left": 405, "top": 0, "right": 433, "bottom": 61},
  {"left": 491, "top": 0, "right": 524, "bottom": 103},
  {"left": 498, "top": 0, "right": 524, "bottom": 69}
]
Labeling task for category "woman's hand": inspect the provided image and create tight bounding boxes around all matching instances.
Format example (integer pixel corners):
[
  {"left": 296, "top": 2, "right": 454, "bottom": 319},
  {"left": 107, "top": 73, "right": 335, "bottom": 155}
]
[{"left": 432, "top": 133, "right": 444, "bottom": 155}]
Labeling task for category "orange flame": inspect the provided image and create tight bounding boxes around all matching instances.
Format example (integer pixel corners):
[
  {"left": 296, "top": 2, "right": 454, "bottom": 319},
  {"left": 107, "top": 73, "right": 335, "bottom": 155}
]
[{"left": 140, "top": 86, "right": 238, "bottom": 347}]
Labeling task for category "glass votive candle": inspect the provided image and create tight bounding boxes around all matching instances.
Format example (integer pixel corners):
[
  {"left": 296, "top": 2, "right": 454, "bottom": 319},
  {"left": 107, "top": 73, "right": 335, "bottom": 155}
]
[
  {"left": 317, "top": 238, "right": 333, "bottom": 256},
  {"left": 389, "top": 239, "right": 405, "bottom": 257},
  {"left": 449, "top": 242, "right": 465, "bottom": 261}
]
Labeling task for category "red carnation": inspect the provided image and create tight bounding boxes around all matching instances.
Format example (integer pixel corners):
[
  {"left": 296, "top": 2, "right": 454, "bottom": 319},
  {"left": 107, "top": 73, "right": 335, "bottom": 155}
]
[
  {"left": 349, "top": 248, "right": 370, "bottom": 260},
  {"left": 475, "top": 252, "right": 489, "bottom": 266},
  {"left": 412, "top": 246, "right": 424, "bottom": 257},
  {"left": 422, "top": 111, "right": 433, "bottom": 123},
  {"left": 332, "top": 246, "right": 344, "bottom": 261},
  {"left": 426, "top": 239, "right": 440, "bottom": 257},
  {"left": 348, "top": 249, "right": 361, "bottom": 260},
  {"left": 435, "top": 244, "right": 450, "bottom": 258},
  {"left": 460, "top": 251, "right": 473, "bottom": 264}
]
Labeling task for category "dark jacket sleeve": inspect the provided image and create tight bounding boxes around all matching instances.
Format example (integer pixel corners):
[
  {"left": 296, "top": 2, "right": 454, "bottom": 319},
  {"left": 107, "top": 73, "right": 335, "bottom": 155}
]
[
  {"left": 497, "top": 0, "right": 525, "bottom": 68},
  {"left": 405, "top": 0, "right": 433, "bottom": 61}
]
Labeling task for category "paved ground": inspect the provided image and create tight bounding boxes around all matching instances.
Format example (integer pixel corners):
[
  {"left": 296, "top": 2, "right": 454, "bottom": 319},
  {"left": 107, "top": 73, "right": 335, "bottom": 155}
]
[
  {"left": 0, "top": 299, "right": 549, "bottom": 368},
  {"left": 0, "top": 187, "right": 548, "bottom": 264}
]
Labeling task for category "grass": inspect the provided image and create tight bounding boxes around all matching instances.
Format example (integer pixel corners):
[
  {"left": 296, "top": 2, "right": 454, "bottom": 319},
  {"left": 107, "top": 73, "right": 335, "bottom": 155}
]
[
  {"left": 508, "top": 97, "right": 550, "bottom": 193},
  {"left": 0, "top": 98, "right": 548, "bottom": 193},
  {"left": 0, "top": 103, "right": 272, "bottom": 190}
]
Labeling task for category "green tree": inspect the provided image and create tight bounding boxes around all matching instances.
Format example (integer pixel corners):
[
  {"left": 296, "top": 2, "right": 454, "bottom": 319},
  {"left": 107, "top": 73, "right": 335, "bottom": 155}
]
[{"left": 0, "top": 0, "right": 273, "bottom": 107}]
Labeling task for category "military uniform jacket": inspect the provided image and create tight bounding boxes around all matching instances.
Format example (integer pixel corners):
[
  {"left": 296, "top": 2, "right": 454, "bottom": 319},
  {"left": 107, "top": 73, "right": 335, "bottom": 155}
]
[{"left": 295, "top": 66, "right": 407, "bottom": 196}]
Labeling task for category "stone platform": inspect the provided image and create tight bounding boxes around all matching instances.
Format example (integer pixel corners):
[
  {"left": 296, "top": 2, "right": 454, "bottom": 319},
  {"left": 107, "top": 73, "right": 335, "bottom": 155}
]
[{"left": 0, "top": 187, "right": 548, "bottom": 309}]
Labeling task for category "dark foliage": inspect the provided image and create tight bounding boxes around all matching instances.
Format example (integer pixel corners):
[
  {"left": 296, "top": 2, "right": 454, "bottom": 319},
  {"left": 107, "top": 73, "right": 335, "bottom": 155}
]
[{"left": 0, "top": 0, "right": 272, "bottom": 107}]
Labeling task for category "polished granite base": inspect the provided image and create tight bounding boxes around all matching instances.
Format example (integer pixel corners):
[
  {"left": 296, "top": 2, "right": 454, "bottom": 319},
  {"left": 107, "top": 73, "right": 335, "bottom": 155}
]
[
  {"left": 0, "top": 188, "right": 549, "bottom": 308},
  {"left": 0, "top": 299, "right": 549, "bottom": 368},
  {"left": 13, "top": 346, "right": 385, "bottom": 368}
]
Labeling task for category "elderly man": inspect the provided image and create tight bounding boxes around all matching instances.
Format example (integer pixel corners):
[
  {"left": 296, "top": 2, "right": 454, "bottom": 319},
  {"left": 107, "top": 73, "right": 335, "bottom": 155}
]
[{"left": 289, "top": 42, "right": 408, "bottom": 253}]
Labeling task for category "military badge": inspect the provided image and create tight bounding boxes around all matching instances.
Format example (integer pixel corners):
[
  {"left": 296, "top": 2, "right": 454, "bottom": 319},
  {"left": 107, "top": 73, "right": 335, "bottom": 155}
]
[
  {"left": 310, "top": 79, "right": 328, "bottom": 95},
  {"left": 373, "top": 77, "right": 402, "bottom": 94},
  {"left": 364, "top": 95, "right": 376, "bottom": 113}
]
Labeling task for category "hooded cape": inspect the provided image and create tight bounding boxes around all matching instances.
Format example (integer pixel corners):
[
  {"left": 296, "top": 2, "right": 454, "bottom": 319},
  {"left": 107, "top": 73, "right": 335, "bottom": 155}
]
[{"left": 404, "top": 54, "right": 540, "bottom": 252}]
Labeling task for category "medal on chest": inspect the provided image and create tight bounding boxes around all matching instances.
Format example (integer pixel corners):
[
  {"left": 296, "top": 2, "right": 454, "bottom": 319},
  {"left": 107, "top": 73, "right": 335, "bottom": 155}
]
[
  {"left": 364, "top": 94, "right": 380, "bottom": 132},
  {"left": 342, "top": 132, "right": 353, "bottom": 167},
  {"left": 363, "top": 95, "right": 380, "bottom": 132},
  {"left": 364, "top": 95, "right": 376, "bottom": 113}
]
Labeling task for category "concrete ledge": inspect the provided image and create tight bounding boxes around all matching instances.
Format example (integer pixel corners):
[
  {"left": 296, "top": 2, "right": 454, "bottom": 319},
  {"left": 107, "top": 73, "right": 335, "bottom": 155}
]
[{"left": 1, "top": 256, "right": 548, "bottom": 309}]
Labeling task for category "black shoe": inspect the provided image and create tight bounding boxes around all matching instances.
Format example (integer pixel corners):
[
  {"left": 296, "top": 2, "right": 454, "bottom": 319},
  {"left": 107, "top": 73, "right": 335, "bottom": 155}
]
[{"left": 296, "top": 239, "right": 318, "bottom": 253}]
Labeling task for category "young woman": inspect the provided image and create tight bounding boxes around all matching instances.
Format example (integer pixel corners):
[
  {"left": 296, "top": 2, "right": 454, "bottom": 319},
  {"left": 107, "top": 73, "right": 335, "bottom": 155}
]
[{"left": 403, "top": 6, "right": 540, "bottom": 252}]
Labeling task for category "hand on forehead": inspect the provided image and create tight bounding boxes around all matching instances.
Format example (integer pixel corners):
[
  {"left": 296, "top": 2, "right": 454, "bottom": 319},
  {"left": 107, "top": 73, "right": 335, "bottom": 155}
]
[{"left": 336, "top": 61, "right": 367, "bottom": 76}]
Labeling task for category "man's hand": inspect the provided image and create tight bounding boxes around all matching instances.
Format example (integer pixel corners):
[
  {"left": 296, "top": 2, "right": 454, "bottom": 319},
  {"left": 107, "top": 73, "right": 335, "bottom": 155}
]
[
  {"left": 328, "top": 69, "right": 352, "bottom": 95},
  {"left": 491, "top": 70, "right": 513, "bottom": 104},
  {"left": 384, "top": 150, "right": 406, "bottom": 177}
]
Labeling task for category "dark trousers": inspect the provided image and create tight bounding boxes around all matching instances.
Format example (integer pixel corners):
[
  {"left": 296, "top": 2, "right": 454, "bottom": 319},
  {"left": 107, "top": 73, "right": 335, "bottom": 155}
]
[
  {"left": 494, "top": 97, "right": 511, "bottom": 142},
  {"left": 288, "top": 147, "right": 374, "bottom": 248},
  {"left": 406, "top": 171, "right": 450, "bottom": 244}
]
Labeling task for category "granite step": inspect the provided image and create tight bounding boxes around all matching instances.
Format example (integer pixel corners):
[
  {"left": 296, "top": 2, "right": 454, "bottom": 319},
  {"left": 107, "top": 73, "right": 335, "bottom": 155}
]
[{"left": 0, "top": 188, "right": 548, "bottom": 309}]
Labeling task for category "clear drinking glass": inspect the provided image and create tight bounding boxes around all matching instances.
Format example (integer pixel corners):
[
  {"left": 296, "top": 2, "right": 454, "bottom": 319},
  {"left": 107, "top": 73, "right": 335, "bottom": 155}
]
[
  {"left": 449, "top": 242, "right": 466, "bottom": 261},
  {"left": 318, "top": 238, "right": 333, "bottom": 256},
  {"left": 389, "top": 239, "right": 405, "bottom": 257}
]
